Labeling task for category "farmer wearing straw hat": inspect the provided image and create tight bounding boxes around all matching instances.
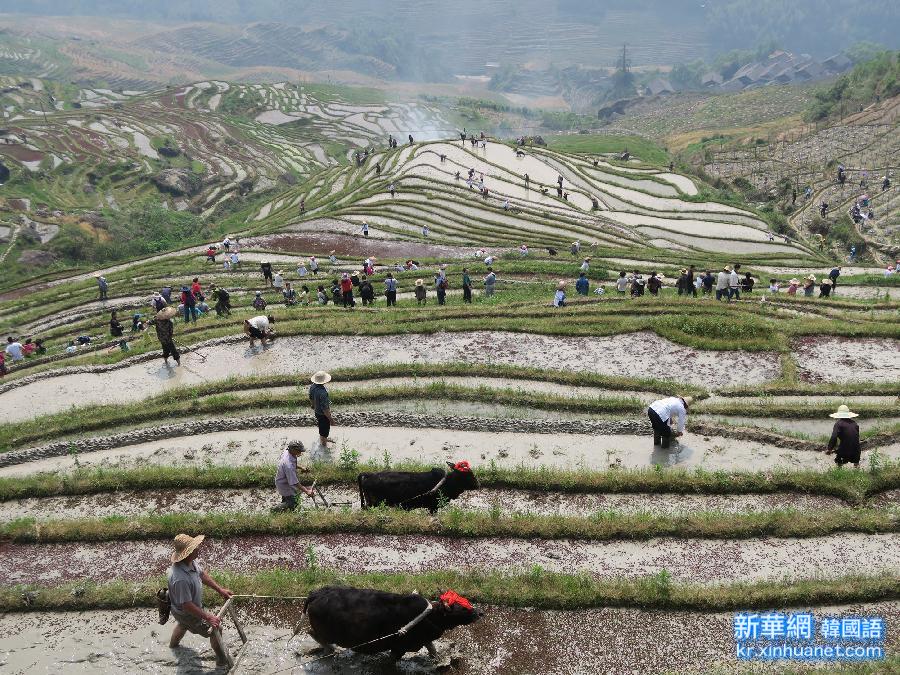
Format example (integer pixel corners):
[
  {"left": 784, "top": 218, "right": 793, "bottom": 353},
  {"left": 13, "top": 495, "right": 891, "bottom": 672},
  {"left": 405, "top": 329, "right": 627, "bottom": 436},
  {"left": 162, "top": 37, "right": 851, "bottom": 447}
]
[
  {"left": 149, "top": 306, "right": 180, "bottom": 366},
  {"left": 310, "top": 371, "right": 334, "bottom": 448},
  {"left": 826, "top": 405, "right": 861, "bottom": 468},
  {"left": 553, "top": 281, "right": 567, "bottom": 307},
  {"left": 414, "top": 278, "right": 427, "bottom": 305},
  {"left": 166, "top": 533, "right": 233, "bottom": 665}
]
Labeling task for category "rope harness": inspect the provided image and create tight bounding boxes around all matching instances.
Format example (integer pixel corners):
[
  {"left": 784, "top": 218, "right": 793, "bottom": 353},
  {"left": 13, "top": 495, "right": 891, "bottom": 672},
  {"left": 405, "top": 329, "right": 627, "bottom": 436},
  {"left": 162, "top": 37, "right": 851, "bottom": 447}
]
[{"left": 397, "top": 474, "right": 447, "bottom": 507}]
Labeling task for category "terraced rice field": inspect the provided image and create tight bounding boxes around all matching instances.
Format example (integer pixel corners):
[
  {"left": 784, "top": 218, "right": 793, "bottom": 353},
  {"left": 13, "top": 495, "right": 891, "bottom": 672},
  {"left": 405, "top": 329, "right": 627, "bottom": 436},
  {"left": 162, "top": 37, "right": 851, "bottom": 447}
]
[{"left": 1, "top": 78, "right": 898, "bottom": 672}]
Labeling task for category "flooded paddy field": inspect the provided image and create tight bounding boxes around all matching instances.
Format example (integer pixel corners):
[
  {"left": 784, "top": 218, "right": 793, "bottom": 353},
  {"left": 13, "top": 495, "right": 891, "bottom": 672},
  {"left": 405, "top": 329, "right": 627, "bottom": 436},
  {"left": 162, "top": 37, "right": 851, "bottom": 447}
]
[
  {"left": 0, "top": 486, "right": 851, "bottom": 522},
  {"left": 4, "top": 601, "right": 897, "bottom": 674},
  {"left": 2, "top": 425, "right": 874, "bottom": 478},
  {"left": 4, "top": 533, "right": 899, "bottom": 587}
]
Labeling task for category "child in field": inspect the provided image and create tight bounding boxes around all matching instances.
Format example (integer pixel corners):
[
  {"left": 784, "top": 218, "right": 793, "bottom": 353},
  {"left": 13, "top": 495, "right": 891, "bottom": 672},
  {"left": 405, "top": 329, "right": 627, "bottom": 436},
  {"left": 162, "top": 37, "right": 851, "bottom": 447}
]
[
  {"left": 252, "top": 292, "right": 267, "bottom": 310},
  {"left": 769, "top": 279, "right": 780, "bottom": 293}
]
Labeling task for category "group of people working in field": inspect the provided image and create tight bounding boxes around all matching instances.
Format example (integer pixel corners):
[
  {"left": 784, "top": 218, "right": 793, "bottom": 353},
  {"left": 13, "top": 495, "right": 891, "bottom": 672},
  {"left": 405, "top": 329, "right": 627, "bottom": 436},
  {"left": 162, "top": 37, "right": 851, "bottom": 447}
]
[
  {"left": 554, "top": 258, "right": 849, "bottom": 307},
  {"left": 648, "top": 395, "right": 862, "bottom": 467}
]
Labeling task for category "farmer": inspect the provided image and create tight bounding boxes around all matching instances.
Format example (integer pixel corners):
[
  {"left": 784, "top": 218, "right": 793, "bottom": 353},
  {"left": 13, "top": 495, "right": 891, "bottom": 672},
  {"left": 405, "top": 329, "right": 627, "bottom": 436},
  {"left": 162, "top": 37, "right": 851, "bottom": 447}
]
[
  {"left": 149, "top": 306, "right": 180, "bottom": 366},
  {"left": 340, "top": 272, "right": 355, "bottom": 308},
  {"left": 483, "top": 267, "right": 496, "bottom": 297},
  {"left": 309, "top": 256, "right": 319, "bottom": 276},
  {"left": 436, "top": 268, "right": 449, "bottom": 305},
  {"left": 803, "top": 275, "right": 816, "bottom": 297},
  {"left": 715, "top": 266, "right": 731, "bottom": 301},
  {"left": 826, "top": 405, "right": 861, "bottom": 468},
  {"left": 648, "top": 396, "right": 689, "bottom": 449},
  {"left": 210, "top": 284, "right": 231, "bottom": 316},
  {"left": 261, "top": 261, "right": 273, "bottom": 287},
  {"left": 166, "top": 533, "right": 233, "bottom": 666},
  {"left": 384, "top": 273, "right": 397, "bottom": 306},
  {"left": 414, "top": 278, "right": 427, "bottom": 305},
  {"left": 273, "top": 441, "right": 314, "bottom": 511},
  {"left": 273, "top": 270, "right": 284, "bottom": 293},
  {"left": 575, "top": 272, "right": 589, "bottom": 296},
  {"left": 553, "top": 281, "right": 567, "bottom": 307},
  {"left": 109, "top": 310, "right": 124, "bottom": 338},
  {"left": 5, "top": 336, "right": 24, "bottom": 363},
  {"left": 359, "top": 276, "right": 375, "bottom": 306},
  {"left": 245, "top": 315, "right": 274, "bottom": 348},
  {"left": 95, "top": 274, "right": 108, "bottom": 301},
  {"left": 462, "top": 268, "right": 472, "bottom": 303},
  {"left": 729, "top": 264, "right": 741, "bottom": 301},
  {"left": 180, "top": 286, "right": 196, "bottom": 324},
  {"left": 283, "top": 282, "right": 297, "bottom": 306},
  {"left": 829, "top": 266, "right": 841, "bottom": 289},
  {"left": 819, "top": 278, "right": 833, "bottom": 297},
  {"left": 310, "top": 371, "right": 334, "bottom": 447}
]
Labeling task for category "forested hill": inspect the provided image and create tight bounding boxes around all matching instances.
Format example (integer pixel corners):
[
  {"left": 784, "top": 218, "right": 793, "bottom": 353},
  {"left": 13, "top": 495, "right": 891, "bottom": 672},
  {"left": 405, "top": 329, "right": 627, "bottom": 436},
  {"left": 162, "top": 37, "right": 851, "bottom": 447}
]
[{"left": 7, "top": 0, "right": 900, "bottom": 60}]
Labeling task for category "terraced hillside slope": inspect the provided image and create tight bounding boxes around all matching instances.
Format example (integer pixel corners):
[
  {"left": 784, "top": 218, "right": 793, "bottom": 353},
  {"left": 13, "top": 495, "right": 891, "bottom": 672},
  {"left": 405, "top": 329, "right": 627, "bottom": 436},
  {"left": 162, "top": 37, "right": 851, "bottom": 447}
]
[{"left": 0, "top": 78, "right": 898, "bottom": 674}]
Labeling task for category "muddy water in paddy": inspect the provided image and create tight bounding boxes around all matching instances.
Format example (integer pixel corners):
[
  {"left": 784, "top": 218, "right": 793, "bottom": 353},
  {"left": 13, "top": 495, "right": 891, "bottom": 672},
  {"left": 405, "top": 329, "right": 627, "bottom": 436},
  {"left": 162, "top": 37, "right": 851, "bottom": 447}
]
[
  {"left": 4, "top": 533, "right": 898, "bottom": 586},
  {"left": 0, "top": 487, "right": 848, "bottom": 522},
  {"left": 0, "top": 427, "right": 853, "bottom": 478},
  {"left": 794, "top": 336, "right": 900, "bottom": 383},
  {"left": 696, "top": 414, "right": 899, "bottom": 437},
  {"left": 4, "top": 602, "right": 897, "bottom": 674},
  {"left": 0, "top": 332, "right": 780, "bottom": 422}
]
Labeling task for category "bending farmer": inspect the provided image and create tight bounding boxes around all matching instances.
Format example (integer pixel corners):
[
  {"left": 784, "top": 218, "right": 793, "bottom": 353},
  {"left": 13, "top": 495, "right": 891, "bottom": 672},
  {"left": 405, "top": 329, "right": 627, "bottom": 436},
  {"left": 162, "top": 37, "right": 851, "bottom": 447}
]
[
  {"left": 648, "top": 396, "right": 689, "bottom": 448},
  {"left": 166, "top": 533, "right": 233, "bottom": 666},
  {"left": 274, "top": 440, "right": 314, "bottom": 511},
  {"left": 244, "top": 315, "right": 275, "bottom": 348}
]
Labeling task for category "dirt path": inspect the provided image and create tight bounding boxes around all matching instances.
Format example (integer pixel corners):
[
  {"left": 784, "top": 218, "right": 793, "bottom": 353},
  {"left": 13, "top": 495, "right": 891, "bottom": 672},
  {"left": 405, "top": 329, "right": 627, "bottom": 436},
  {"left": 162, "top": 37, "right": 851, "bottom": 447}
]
[
  {"left": 3, "top": 601, "right": 897, "bottom": 674},
  {"left": 0, "top": 487, "right": 848, "bottom": 522},
  {"left": 1, "top": 426, "right": 858, "bottom": 478},
  {"left": 0, "top": 331, "right": 781, "bottom": 421},
  {"left": 3, "top": 532, "right": 897, "bottom": 586}
]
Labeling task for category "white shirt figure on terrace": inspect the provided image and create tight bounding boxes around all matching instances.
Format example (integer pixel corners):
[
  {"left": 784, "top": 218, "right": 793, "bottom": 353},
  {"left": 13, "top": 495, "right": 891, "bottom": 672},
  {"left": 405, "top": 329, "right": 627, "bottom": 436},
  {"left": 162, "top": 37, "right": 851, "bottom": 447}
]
[
  {"left": 716, "top": 271, "right": 730, "bottom": 290},
  {"left": 649, "top": 397, "right": 688, "bottom": 434},
  {"left": 729, "top": 269, "right": 740, "bottom": 289},
  {"left": 5, "top": 340, "right": 24, "bottom": 361},
  {"left": 248, "top": 315, "right": 269, "bottom": 333}
]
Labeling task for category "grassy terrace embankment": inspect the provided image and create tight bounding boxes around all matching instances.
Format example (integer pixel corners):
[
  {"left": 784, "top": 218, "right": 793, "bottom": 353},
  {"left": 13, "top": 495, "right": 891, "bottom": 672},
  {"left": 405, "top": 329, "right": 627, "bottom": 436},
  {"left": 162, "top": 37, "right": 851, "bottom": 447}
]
[
  {"left": 3, "top": 506, "right": 897, "bottom": 544},
  {"left": 3, "top": 571, "right": 896, "bottom": 613},
  {"left": 3, "top": 463, "right": 898, "bottom": 504}
]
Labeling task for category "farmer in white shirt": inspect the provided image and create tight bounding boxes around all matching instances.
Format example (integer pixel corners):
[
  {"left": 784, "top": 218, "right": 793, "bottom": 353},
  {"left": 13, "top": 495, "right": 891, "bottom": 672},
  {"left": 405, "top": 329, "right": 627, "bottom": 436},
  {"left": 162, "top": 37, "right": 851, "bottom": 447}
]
[
  {"left": 244, "top": 314, "right": 274, "bottom": 348},
  {"left": 648, "top": 396, "right": 689, "bottom": 448},
  {"left": 716, "top": 266, "right": 731, "bottom": 301},
  {"left": 728, "top": 263, "right": 741, "bottom": 301},
  {"left": 5, "top": 337, "right": 24, "bottom": 362}
]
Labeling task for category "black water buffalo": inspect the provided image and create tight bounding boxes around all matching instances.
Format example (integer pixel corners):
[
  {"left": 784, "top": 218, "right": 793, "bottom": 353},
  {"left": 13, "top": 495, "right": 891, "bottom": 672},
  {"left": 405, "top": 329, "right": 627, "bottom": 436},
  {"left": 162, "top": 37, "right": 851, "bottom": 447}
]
[
  {"left": 357, "top": 461, "right": 479, "bottom": 512},
  {"left": 304, "top": 586, "right": 482, "bottom": 660}
]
